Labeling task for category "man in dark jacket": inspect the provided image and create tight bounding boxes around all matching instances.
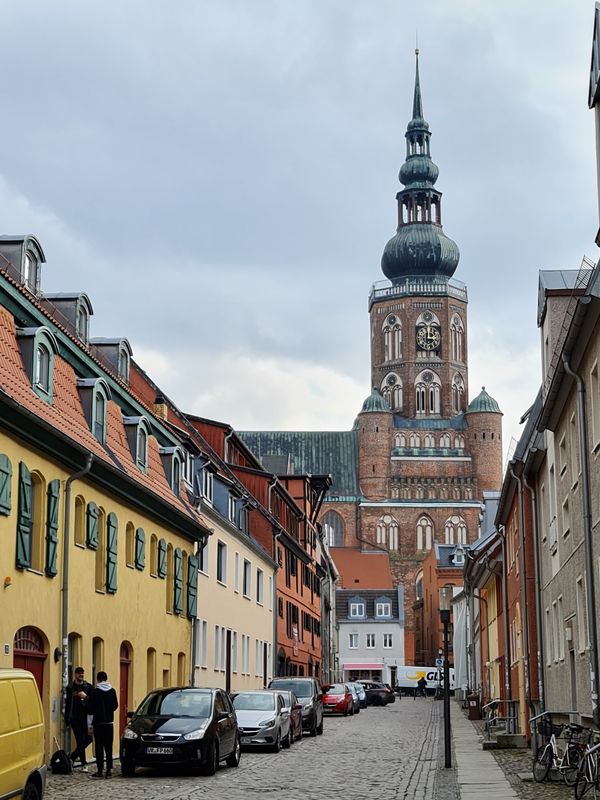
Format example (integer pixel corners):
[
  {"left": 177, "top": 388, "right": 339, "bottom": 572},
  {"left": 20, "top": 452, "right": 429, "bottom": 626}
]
[
  {"left": 64, "top": 666, "right": 93, "bottom": 771},
  {"left": 87, "top": 671, "right": 119, "bottom": 778}
]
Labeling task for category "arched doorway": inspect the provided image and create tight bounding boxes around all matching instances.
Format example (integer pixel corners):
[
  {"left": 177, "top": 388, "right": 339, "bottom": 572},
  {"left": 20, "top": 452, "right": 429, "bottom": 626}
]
[
  {"left": 13, "top": 627, "right": 46, "bottom": 698},
  {"left": 119, "top": 642, "right": 132, "bottom": 736}
]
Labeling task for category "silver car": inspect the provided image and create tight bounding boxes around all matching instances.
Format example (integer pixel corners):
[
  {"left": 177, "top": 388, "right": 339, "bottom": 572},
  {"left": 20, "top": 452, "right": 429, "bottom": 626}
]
[
  {"left": 349, "top": 681, "right": 367, "bottom": 709},
  {"left": 232, "top": 690, "right": 290, "bottom": 752}
]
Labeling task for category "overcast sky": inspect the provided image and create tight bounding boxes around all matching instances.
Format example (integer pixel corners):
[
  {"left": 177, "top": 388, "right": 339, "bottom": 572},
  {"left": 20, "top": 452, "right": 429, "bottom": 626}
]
[{"left": 0, "top": 1, "right": 596, "bottom": 459}]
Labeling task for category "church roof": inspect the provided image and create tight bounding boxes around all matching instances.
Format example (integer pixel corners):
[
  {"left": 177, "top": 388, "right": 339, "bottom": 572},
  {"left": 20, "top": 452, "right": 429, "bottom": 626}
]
[
  {"left": 238, "top": 429, "right": 359, "bottom": 499},
  {"left": 393, "top": 414, "right": 467, "bottom": 430},
  {"left": 467, "top": 387, "right": 501, "bottom": 414},
  {"left": 360, "top": 387, "right": 390, "bottom": 413}
]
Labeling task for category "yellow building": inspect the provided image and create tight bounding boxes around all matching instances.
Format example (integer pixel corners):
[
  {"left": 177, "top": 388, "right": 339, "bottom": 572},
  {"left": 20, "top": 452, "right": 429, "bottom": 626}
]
[{"left": 0, "top": 235, "right": 210, "bottom": 758}]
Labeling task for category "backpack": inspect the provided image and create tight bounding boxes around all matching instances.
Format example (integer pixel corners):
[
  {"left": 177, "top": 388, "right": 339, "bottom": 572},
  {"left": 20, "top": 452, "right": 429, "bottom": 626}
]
[{"left": 50, "top": 747, "right": 72, "bottom": 775}]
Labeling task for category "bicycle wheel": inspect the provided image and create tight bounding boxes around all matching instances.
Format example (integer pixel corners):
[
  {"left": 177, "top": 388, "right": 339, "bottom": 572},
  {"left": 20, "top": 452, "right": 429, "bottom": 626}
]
[
  {"left": 533, "top": 745, "right": 553, "bottom": 783},
  {"left": 575, "top": 756, "right": 597, "bottom": 799},
  {"left": 563, "top": 745, "right": 583, "bottom": 787}
]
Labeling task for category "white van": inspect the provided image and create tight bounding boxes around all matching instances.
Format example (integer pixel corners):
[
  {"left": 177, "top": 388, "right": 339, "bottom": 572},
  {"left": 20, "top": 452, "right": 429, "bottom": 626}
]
[{"left": 395, "top": 665, "right": 455, "bottom": 695}]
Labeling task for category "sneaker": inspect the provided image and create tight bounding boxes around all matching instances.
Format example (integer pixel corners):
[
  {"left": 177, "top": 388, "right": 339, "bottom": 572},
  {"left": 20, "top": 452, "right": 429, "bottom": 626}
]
[
  {"left": 81, "top": 766, "right": 88, "bottom": 773},
  {"left": 91, "top": 772, "right": 103, "bottom": 778}
]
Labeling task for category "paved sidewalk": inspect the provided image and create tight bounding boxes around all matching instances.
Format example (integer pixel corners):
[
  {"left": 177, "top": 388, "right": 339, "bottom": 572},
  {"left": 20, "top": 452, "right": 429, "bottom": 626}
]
[{"left": 449, "top": 705, "right": 518, "bottom": 799}]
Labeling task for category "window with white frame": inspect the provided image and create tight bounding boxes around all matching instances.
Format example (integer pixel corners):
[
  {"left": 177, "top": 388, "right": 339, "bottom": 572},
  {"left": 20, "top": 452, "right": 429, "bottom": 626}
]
[
  {"left": 198, "top": 540, "right": 208, "bottom": 574},
  {"left": 558, "top": 596, "right": 565, "bottom": 660},
  {"left": 552, "top": 601, "right": 559, "bottom": 662},
  {"left": 234, "top": 552, "right": 240, "bottom": 592},
  {"left": 409, "top": 432, "right": 420, "bottom": 448},
  {"left": 202, "top": 469, "right": 213, "bottom": 504},
  {"left": 440, "top": 433, "right": 451, "bottom": 448},
  {"left": 376, "top": 602, "right": 391, "bottom": 617},
  {"left": 349, "top": 602, "right": 365, "bottom": 618},
  {"left": 545, "top": 607, "right": 552, "bottom": 666},
  {"left": 200, "top": 620, "right": 208, "bottom": 668},
  {"left": 366, "top": 633, "right": 376, "bottom": 649},
  {"left": 415, "top": 369, "right": 441, "bottom": 416},
  {"left": 394, "top": 433, "right": 406, "bottom": 448},
  {"left": 376, "top": 514, "right": 399, "bottom": 550},
  {"left": 217, "top": 541, "right": 227, "bottom": 584},
  {"left": 220, "top": 628, "right": 226, "bottom": 671},
  {"left": 268, "top": 576, "right": 273, "bottom": 611},
  {"left": 232, "top": 631, "right": 238, "bottom": 672},
  {"left": 214, "top": 625, "right": 220, "bottom": 670},
  {"left": 424, "top": 433, "right": 435, "bottom": 448},
  {"left": 576, "top": 576, "right": 588, "bottom": 653},
  {"left": 417, "top": 516, "right": 434, "bottom": 550},
  {"left": 444, "top": 515, "right": 467, "bottom": 545},
  {"left": 228, "top": 494, "right": 237, "bottom": 523},
  {"left": 256, "top": 569, "right": 264, "bottom": 604},
  {"left": 243, "top": 559, "right": 251, "bottom": 597},
  {"left": 381, "top": 373, "right": 403, "bottom": 411},
  {"left": 383, "top": 633, "right": 393, "bottom": 649},
  {"left": 450, "top": 314, "right": 464, "bottom": 362},
  {"left": 570, "top": 413, "right": 579, "bottom": 485},
  {"left": 383, "top": 315, "right": 402, "bottom": 361},
  {"left": 451, "top": 374, "right": 465, "bottom": 413},
  {"left": 349, "top": 633, "right": 358, "bottom": 649}
]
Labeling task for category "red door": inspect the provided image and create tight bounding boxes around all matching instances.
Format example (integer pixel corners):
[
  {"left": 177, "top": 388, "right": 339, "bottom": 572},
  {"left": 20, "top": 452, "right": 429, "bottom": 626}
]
[
  {"left": 119, "top": 643, "right": 131, "bottom": 736},
  {"left": 13, "top": 627, "right": 46, "bottom": 697}
]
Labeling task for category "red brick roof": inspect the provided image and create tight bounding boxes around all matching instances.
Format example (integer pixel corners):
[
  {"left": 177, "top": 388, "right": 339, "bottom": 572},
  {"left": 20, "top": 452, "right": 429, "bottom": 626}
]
[{"left": 330, "top": 548, "right": 394, "bottom": 590}]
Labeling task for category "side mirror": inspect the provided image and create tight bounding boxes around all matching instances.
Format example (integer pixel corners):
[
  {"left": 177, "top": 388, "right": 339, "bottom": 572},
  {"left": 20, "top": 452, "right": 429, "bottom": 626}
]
[
  {"left": 292, "top": 703, "right": 302, "bottom": 711},
  {"left": 126, "top": 711, "right": 134, "bottom": 719},
  {"left": 217, "top": 710, "right": 230, "bottom": 720}
]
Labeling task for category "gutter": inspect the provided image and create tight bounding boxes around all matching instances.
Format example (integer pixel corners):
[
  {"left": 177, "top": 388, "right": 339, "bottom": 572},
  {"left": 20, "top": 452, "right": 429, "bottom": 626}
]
[
  {"left": 563, "top": 355, "right": 600, "bottom": 728},
  {"left": 62, "top": 453, "right": 93, "bottom": 751}
]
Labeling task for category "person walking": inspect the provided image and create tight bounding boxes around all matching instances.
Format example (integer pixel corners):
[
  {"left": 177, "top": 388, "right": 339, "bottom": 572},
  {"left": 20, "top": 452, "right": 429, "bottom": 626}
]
[
  {"left": 417, "top": 676, "right": 427, "bottom": 697},
  {"left": 87, "top": 671, "right": 118, "bottom": 778},
  {"left": 64, "top": 666, "right": 93, "bottom": 771}
]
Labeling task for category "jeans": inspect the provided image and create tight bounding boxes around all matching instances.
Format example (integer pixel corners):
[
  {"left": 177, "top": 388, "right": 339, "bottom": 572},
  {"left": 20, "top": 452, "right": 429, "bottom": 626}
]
[{"left": 93, "top": 724, "right": 114, "bottom": 774}]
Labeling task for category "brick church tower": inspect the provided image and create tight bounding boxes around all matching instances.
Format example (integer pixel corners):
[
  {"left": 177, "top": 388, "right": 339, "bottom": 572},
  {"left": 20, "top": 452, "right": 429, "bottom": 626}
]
[{"left": 240, "top": 52, "right": 503, "bottom": 666}]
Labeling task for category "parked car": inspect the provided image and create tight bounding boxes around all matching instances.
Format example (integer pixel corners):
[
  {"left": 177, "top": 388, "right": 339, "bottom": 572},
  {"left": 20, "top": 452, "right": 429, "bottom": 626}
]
[
  {"left": 347, "top": 683, "right": 361, "bottom": 714},
  {"left": 322, "top": 683, "right": 354, "bottom": 716},
  {"left": 120, "top": 686, "right": 241, "bottom": 776},
  {"left": 349, "top": 681, "right": 367, "bottom": 709},
  {"left": 358, "top": 680, "right": 395, "bottom": 706},
  {"left": 232, "top": 690, "right": 290, "bottom": 751},
  {"left": 268, "top": 689, "right": 303, "bottom": 743},
  {"left": 0, "top": 668, "right": 46, "bottom": 800},
  {"left": 268, "top": 677, "right": 323, "bottom": 736}
]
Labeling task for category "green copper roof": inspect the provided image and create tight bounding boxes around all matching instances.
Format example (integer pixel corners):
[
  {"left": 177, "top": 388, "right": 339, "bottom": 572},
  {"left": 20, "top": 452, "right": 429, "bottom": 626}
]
[
  {"left": 381, "top": 50, "right": 459, "bottom": 283},
  {"left": 467, "top": 387, "right": 502, "bottom": 414},
  {"left": 238, "top": 429, "right": 359, "bottom": 498},
  {"left": 360, "top": 387, "right": 391, "bottom": 413}
]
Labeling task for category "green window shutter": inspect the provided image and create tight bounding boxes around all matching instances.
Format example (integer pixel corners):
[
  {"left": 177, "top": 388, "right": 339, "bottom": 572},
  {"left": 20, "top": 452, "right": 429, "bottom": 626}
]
[
  {"left": 16, "top": 462, "right": 32, "bottom": 569},
  {"left": 86, "top": 502, "right": 99, "bottom": 549},
  {"left": 135, "top": 527, "right": 146, "bottom": 570},
  {"left": 106, "top": 512, "right": 118, "bottom": 594},
  {"left": 157, "top": 538, "right": 167, "bottom": 578},
  {"left": 187, "top": 554, "right": 198, "bottom": 619},
  {"left": 0, "top": 454, "right": 12, "bottom": 515},
  {"left": 173, "top": 548, "right": 183, "bottom": 615},
  {"left": 45, "top": 479, "right": 60, "bottom": 577}
]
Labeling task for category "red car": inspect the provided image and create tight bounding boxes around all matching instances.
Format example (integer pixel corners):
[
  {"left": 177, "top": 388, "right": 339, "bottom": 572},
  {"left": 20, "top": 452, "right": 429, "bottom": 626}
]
[{"left": 322, "top": 683, "right": 354, "bottom": 716}]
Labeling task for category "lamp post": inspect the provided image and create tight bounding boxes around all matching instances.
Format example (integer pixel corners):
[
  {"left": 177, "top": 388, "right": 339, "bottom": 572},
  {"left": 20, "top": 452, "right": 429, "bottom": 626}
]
[{"left": 439, "top": 586, "right": 452, "bottom": 769}]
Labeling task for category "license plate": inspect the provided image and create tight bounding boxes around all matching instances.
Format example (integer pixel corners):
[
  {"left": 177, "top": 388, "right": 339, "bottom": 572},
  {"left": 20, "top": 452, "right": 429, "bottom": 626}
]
[
  {"left": 145, "top": 746, "right": 173, "bottom": 755},
  {"left": 242, "top": 737, "right": 252, "bottom": 744}
]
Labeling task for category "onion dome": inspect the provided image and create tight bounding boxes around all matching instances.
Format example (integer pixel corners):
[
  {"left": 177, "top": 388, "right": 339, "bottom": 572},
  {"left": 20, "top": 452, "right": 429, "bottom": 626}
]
[
  {"left": 381, "top": 50, "right": 460, "bottom": 283},
  {"left": 467, "top": 387, "right": 501, "bottom": 414},
  {"left": 359, "top": 387, "right": 391, "bottom": 413}
]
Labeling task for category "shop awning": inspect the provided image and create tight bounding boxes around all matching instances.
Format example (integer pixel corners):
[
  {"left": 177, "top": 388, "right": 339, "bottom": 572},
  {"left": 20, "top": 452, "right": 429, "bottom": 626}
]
[{"left": 342, "top": 663, "right": 383, "bottom": 670}]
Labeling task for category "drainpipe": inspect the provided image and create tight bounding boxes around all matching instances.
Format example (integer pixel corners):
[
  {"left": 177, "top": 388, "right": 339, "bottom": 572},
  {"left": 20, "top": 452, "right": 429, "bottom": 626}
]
[
  {"left": 510, "top": 467, "right": 535, "bottom": 725},
  {"left": 498, "top": 525, "right": 512, "bottom": 724},
  {"left": 563, "top": 355, "right": 600, "bottom": 728},
  {"left": 268, "top": 476, "right": 281, "bottom": 679},
  {"left": 223, "top": 428, "right": 234, "bottom": 463},
  {"left": 523, "top": 472, "right": 545, "bottom": 713},
  {"left": 61, "top": 453, "right": 93, "bottom": 751}
]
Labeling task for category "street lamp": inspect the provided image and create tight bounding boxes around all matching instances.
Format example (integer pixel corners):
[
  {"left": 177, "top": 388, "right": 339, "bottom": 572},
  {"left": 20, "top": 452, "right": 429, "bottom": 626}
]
[{"left": 439, "top": 586, "right": 452, "bottom": 769}]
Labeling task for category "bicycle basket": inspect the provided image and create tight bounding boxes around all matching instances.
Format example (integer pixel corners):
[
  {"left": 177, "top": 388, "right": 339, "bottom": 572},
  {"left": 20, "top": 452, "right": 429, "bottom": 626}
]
[
  {"left": 537, "top": 718, "right": 562, "bottom": 738},
  {"left": 568, "top": 725, "right": 591, "bottom": 745}
]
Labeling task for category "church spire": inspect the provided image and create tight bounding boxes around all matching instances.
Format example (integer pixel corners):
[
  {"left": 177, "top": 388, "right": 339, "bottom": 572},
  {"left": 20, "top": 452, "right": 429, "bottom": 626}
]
[{"left": 380, "top": 50, "right": 460, "bottom": 283}]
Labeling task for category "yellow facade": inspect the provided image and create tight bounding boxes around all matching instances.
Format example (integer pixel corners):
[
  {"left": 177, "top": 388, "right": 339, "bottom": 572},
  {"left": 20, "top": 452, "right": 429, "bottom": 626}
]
[
  {"left": 483, "top": 575, "right": 501, "bottom": 702},
  {"left": 0, "top": 430, "right": 196, "bottom": 759}
]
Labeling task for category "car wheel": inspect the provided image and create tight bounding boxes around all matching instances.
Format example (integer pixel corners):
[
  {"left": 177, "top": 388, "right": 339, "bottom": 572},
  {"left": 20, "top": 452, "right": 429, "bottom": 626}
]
[
  {"left": 226, "top": 735, "right": 241, "bottom": 768},
  {"left": 350, "top": 705, "right": 355, "bottom": 716},
  {"left": 22, "top": 783, "right": 40, "bottom": 800},
  {"left": 201, "top": 740, "right": 219, "bottom": 776},
  {"left": 282, "top": 728, "right": 291, "bottom": 749},
  {"left": 297, "top": 723, "right": 303, "bottom": 740},
  {"left": 121, "top": 758, "right": 136, "bottom": 777},
  {"left": 310, "top": 717, "right": 318, "bottom": 737},
  {"left": 316, "top": 719, "right": 323, "bottom": 735},
  {"left": 271, "top": 729, "right": 282, "bottom": 753}
]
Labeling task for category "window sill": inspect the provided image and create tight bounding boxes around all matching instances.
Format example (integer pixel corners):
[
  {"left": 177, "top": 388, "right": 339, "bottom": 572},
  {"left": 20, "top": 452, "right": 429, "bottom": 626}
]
[
  {"left": 216, "top": 579, "right": 227, "bottom": 588},
  {"left": 74, "top": 542, "right": 85, "bottom": 549},
  {"left": 26, "top": 568, "right": 44, "bottom": 577},
  {"left": 242, "top": 593, "right": 251, "bottom": 600},
  {"left": 126, "top": 562, "right": 134, "bottom": 570},
  {"left": 257, "top": 601, "right": 264, "bottom": 607}
]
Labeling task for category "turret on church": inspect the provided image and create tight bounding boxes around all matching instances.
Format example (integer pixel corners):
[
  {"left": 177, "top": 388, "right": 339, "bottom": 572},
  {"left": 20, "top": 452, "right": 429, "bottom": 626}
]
[{"left": 240, "top": 52, "right": 503, "bottom": 667}]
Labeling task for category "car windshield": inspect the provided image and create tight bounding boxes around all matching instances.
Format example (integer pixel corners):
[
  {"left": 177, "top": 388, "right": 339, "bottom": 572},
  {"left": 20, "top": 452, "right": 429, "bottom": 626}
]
[
  {"left": 324, "top": 684, "right": 346, "bottom": 694},
  {"left": 136, "top": 690, "right": 212, "bottom": 718},
  {"left": 233, "top": 693, "right": 275, "bottom": 711},
  {"left": 270, "top": 681, "right": 313, "bottom": 700}
]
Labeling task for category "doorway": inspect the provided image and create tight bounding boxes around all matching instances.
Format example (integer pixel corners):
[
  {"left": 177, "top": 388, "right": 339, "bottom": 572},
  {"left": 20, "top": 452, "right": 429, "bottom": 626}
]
[
  {"left": 13, "top": 626, "right": 46, "bottom": 697},
  {"left": 119, "top": 642, "right": 132, "bottom": 736}
]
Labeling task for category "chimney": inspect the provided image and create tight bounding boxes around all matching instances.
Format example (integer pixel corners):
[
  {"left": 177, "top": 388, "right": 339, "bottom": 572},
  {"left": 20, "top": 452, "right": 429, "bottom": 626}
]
[{"left": 154, "top": 395, "right": 168, "bottom": 421}]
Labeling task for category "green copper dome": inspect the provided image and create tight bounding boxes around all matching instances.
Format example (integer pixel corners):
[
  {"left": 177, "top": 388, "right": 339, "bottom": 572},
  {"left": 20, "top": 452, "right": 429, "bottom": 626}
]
[
  {"left": 359, "top": 387, "right": 391, "bottom": 413},
  {"left": 381, "top": 50, "right": 460, "bottom": 283},
  {"left": 467, "top": 387, "right": 501, "bottom": 414}
]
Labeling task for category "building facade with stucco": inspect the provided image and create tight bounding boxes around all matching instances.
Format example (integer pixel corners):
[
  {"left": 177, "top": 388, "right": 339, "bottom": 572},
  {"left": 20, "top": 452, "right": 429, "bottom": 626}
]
[{"left": 241, "top": 52, "right": 503, "bottom": 665}]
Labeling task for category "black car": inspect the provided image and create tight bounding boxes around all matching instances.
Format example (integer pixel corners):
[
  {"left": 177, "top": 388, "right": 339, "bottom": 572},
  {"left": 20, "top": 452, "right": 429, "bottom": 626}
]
[
  {"left": 120, "top": 687, "right": 241, "bottom": 776},
  {"left": 358, "top": 680, "right": 395, "bottom": 706},
  {"left": 268, "top": 678, "right": 323, "bottom": 736}
]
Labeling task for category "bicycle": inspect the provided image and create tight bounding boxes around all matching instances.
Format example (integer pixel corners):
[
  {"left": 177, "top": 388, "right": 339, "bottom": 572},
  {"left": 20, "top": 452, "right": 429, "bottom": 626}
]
[
  {"left": 532, "top": 718, "right": 588, "bottom": 785},
  {"left": 574, "top": 731, "right": 600, "bottom": 798}
]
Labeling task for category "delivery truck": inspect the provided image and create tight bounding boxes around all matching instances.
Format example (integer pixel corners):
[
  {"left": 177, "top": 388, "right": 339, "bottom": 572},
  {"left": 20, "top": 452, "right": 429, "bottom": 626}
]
[{"left": 395, "top": 665, "right": 455, "bottom": 696}]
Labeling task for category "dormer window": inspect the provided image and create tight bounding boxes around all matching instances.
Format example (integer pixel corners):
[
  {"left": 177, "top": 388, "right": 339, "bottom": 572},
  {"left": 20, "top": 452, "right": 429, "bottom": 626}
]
[
  {"left": 17, "top": 326, "right": 59, "bottom": 403},
  {"left": 228, "top": 494, "right": 237, "bottom": 523},
  {"left": 160, "top": 447, "right": 184, "bottom": 496},
  {"left": 23, "top": 252, "right": 38, "bottom": 292},
  {"left": 94, "top": 392, "right": 106, "bottom": 443},
  {"left": 0, "top": 236, "right": 45, "bottom": 295},
  {"left": 123, "top": 416, "right": 150, "bottom": 472},
  {"left": 77, "top": 378, "right": 111, "bottom": 445},
  {"left": 349, "top": 601, "right": 365, "bottom": 618},
  {"left": 118, "top": 345, "right": 130, "bottom": 383},
  {"left": 76, "top": 303, "right": 89, "bottom": 342},
  {"left": 137, "top": 425, "right": 148, "bottom": 469},
  {"left": 202, "top": 468, "right": 214, "bottom": 504},
  {"left": 89, "top": 337, "right": 132, "bottom": 384},
  {"left": 376, "top": 601, "right": 391, "bottom": 618}
]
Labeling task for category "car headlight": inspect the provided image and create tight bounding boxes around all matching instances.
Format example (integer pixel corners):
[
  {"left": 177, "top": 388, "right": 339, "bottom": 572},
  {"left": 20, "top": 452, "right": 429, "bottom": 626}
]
[
  {"left": 258, "top": 718, "right": 276, "bottom": 728},
  {"left": 303, "top": 703, "right": 312, "bottom": 711},
  {"left": 183, "top": 725, "right": 208, "bottom": 741},
  {"left": 122, "top": 728, "right": 138, "bottom": 740}
]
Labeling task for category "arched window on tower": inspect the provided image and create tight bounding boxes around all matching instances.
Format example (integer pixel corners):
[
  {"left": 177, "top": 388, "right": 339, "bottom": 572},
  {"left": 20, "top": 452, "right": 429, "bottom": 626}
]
[
  {"left": 381, "top": 373, "right": 402, "bottom": 411},
  {"left": 409, "top": 432, "right": 420, "bottom": 448},
  {"left": 440, "top": 433, "right": 451, "bottom": 448},
  {"left": 451, "top": 314, "right": 465, "bottom": 362},
  {"left": 394, "top": 433, "right": 406, "bottom": 448},
  {"left": 424, "top": 434, "right": 435, "bottom": 448},
  {"left": 445, "top": 515, "right": 467, "bottom": 545},
  {"left": 452, "top": 374, "right": 465, "bottom": 414},
  {"left": 383, "top": 315, "right": 402, "bottom": 361},
  {"left": 376, "top": 515, "right": 399, "bottom": 550},
  {"left": 415, "top": 370, "right": 441, "bottom": 416},
  {"left": 416, "top": 516, "right": 434, "bottom": 551},
  {"left": 322, "top": 511, "right": 344, "bottom": 548}
]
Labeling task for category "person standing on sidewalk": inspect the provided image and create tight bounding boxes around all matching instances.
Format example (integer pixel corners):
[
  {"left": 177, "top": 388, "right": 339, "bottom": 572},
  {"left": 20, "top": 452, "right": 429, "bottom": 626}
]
[
  {"left": 64, "top": 666, "right": 93, "bottom": 771},
  {"left": 87, "top": 671, "right": 118, "bottom": 778}
]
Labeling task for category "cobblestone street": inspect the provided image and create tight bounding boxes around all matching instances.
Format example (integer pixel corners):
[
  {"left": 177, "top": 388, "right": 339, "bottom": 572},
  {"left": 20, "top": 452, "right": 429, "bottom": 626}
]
[{"left": 47, "top": 698, "right": 441, "bottom": 800}]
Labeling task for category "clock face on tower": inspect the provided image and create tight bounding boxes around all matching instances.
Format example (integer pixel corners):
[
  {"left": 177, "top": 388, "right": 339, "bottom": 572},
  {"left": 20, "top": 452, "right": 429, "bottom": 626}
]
[{"left": 416, "top": 324, "right": 441, "bottom": 351}]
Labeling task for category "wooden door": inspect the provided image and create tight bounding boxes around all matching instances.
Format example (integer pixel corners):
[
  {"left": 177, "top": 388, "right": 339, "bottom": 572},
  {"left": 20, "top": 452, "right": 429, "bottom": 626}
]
[
  {"left": 119, "top": 643, "right": 131, "bottom": 736},
  {"left": 13, "top": 627, "right": 46, "bottom": 697}
]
